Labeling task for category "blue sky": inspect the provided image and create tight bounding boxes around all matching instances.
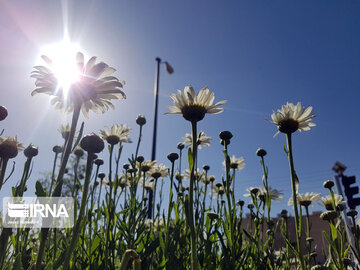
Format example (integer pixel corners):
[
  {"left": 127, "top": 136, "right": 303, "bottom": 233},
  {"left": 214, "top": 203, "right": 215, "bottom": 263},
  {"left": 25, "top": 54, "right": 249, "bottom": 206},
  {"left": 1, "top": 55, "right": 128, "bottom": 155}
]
[{"left": 1, "top": 0, "right": 360, "bottom": 216}]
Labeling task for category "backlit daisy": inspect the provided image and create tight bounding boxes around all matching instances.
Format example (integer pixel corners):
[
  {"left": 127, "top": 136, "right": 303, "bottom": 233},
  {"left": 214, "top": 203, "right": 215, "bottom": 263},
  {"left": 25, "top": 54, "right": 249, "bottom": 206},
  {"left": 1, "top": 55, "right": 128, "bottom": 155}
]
[
  {"left": 31, "top": 52, "right": 126, "bottom": 117},
  {"left": 167, "top": 86, "right": 226, "bottom": 122},
  {"left": 270, "top": 102, "right": 315, "bottom": 136}
]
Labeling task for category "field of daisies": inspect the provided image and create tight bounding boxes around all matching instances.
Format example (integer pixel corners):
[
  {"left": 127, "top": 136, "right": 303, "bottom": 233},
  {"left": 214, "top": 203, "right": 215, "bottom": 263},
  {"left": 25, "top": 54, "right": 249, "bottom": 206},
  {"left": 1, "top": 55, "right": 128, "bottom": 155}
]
[{"left": 0, "top": 52, "right": 359, "bottom": 270}]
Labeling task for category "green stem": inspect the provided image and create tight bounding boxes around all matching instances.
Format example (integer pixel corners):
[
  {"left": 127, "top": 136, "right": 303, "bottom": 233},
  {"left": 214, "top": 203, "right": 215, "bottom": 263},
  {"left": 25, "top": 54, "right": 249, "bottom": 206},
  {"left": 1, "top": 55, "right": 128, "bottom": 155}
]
[
  {"left": 62, "top": 150, "right": 94, "bottom": 269},
  {"left": 189, "top": 121, "right": 199, "bottom": 270},
  {"left": 165, "top": 160, "right": 175, "bottom": 261},
  {"left": 286, "top": 133, "right": 305, "bottom": 269},
  {"left": 135, "top": 125, "right": 142, "bottom": 160},
  {"left": 105, "top": 144, "right": 114, "bottom": 268},
  {"left": 35, "top": 104, "right": 81, "bottom": 270},
  {"left": 49, "top": 152, "right": 59, "bottom": 195}
]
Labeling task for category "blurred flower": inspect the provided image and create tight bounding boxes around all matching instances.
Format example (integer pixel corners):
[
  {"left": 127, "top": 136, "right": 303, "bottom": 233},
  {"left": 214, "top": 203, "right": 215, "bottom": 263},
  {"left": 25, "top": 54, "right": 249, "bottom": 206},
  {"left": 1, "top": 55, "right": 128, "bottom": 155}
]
[
  {"left": 59, "top": 124, "right": 71, "bottom": 140},
  {"left": 31, "top": 52, "right": 126, "bottom": 117},
  {"left": 146, "top": 164, "right": 169, "bottom": 179},
  {"left": 99, "top": 124, "right": 132, "bottom": 146},
  {"left": 260, "top": 186, "right": 283, "bottom": 201},
  {"left": 167, "top": 85, "right": 226, "bottom": 122},
  {"left": 222, "top": 155, "right": 245, "bottom": 171},
  {"left": 183, "top": 131, "right": 211, "bottom": 149},
  {"left": 288, "top": 192, "right": 321, "bottom": 207},
  {"left": 321, "top": 194, "right": 346, "bottom": 210},
  {"left": 244, "top": 186, "right": 283, "bottom": 201},
  {"left": 177, "top": 143, "right": 185, "bottom": 150},
  {"left": 137, "top": 160, "right": 157, "bottom": 173},
  {"left": 141, "top": 180, "right": 156, "bottom": 191},
  {"left": 118, "top": 173, "right": 131, "bottom": 188},
  {"left": 74, "top": 147, "right": 84, "bottom": 158},
  {"left": 270, "top": 102, "right": 315, "bottom": 136},
  {"left": 101, "top": 178, "right": 110, "bottom": 188},
  {"left": 0, "top": 137, "right": 25, "bottom": 159},
  {"left": 212, "top": 184, "right": 225, "bottom": 199},
  {"left": 183, "top": 168, "right": 206, "bottom": 183}
]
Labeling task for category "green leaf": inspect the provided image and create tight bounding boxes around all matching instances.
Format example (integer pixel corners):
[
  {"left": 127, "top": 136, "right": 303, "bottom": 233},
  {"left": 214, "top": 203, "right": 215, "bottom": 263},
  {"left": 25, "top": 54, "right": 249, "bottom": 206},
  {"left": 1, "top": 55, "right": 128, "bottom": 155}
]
[
  {"left": 188, "top": 148, "right": 193, "bottom": 172},
  {"left": 322, "top": 231, "right": 337, "bottom": 251},
  {"left": 330, "top": 222, "right": 337, "bottom": 240},
  {"left": 35, "top": 180, "right": 46, "bottom": 197},
  {"left": 294, "top": 172, "right": 300, "bottom": 195},
  {"left": 91, "top": 236, "right": 101, "bottom": 254},
  {"left": 44, "top": 262, "right": 53, "bottom": 270},
  {"left": 10, "top": 234, "right": 16, "bottom": 249},
  {"left": 283, "top": 144, "right": 288, "bottom": 155}
]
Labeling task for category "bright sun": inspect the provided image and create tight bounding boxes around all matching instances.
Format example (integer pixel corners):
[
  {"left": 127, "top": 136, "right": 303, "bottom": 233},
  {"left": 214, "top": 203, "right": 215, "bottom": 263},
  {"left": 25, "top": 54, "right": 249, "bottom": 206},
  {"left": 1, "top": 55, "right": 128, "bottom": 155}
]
[{"left": 38, "top": 36, "right": 83, "bottom": 96}]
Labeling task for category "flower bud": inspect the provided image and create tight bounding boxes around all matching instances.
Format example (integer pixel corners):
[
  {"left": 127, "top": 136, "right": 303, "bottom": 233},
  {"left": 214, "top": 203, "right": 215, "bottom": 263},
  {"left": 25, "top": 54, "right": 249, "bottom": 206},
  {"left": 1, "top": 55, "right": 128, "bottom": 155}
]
[
  {"left": 237, "top": 200, "right": 245, "bottom": 207},
  {"left": 177, "top": 143, "right": 184, "bottom": 150},
  {"left": 24, "top": 144, "right": 38, "bottom": 158},
  {"left": 219, "top": 131, "right": 233, "bottom": 141},
  {"left": 123, "top": 164, "right": 130, "bottom": 170},
  {"left": 209, "top": 175, "right": 215, "bottom": 182},
  {"left": 347, "top": 209, "right": 358, "bottom": 217},
  {"left": 98, "top": 173, "right": 106, "bottom": 179},
  {"left": 128, "top": 168, "right": 136, "bottom": 174},
  {"left": 256, "top": 148, "right": 267, "bottom": 157},
  {"left": 52, "top": 145, "right": 63, "bottom": 154},
  {"left": 94, "top": 158, "right": 104, "bottom": 166},
  {"left": 320, "top": 210, "right": 338, "bottom": 222},
  {"left": 203, "top": 165, "right": 210, "bottom": 171},
  {"left": 207, "top": 211, "right": 219, "bottom": 220},
  {"left": 136, "top": 114, "right": 146, "bottom": 126},
  {"left": 323, "top": 180, "right": 334, "bottom": 190},
  {"left": 136, "top": 156, "right": 144, "bottom": 163},
  {"left": 250, "top": 188, "right": 259, "bottom": 196},
  {"left": 280, "top": 209, "right": 288, "bottom": 219},
  {"left": 167, "top": 152, "right": 179, "bottom": 162},
  {"left": 74, "top": 148, "right": 84, "bottom": 158},
  {"left": 80, "top": 134, "right": 104, "bottom": 153},
  {"left": 0, "top": 105, "right": 8, "bottom": 121},
  {"left": 247, "top": 204, "right": 254, "bottom": 210}
]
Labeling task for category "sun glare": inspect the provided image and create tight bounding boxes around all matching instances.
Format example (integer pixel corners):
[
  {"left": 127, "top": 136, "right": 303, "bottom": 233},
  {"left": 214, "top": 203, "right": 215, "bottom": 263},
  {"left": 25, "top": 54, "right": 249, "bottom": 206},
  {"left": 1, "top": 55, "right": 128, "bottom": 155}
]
[{"left": 38, "top": 37, "right": 83, "bottom": 97}]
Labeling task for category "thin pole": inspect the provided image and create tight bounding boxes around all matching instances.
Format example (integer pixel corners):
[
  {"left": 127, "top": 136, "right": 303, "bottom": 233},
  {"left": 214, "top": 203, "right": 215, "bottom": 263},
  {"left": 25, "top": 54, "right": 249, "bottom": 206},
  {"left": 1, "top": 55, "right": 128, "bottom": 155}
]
[{"left": 148, "top": 57, "right": 161, "bottom": 219}]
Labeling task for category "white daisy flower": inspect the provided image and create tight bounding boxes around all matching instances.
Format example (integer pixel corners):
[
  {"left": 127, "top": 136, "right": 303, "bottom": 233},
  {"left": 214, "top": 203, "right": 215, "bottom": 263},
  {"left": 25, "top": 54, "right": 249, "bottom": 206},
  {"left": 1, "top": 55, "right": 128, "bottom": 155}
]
[
  {"left": 99, "top": 124, "right": 132, "bottom": 145},
  {"left": 321, "top": 194, "right": 346, "bottom": 210},
  {"left": 270, "top": 102, "right": 315, "bottom": 136},
  {"left": 222, "top": 155, "right": 245, "bottom": 171},
  {"left": 288, "top": 192, "right": 321, "bottom": 207},
  {"left": 31, "top": 52, "right": 126, "bottom": 117},
  {"left": 183, "top": 131, "right": 211, "bottom": 149},
  {"left": 146, "top": 164, "right": 169, "bottom": 179},
  {"left": 167, "top": 86, "right": 226, "bottom": 122}
]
